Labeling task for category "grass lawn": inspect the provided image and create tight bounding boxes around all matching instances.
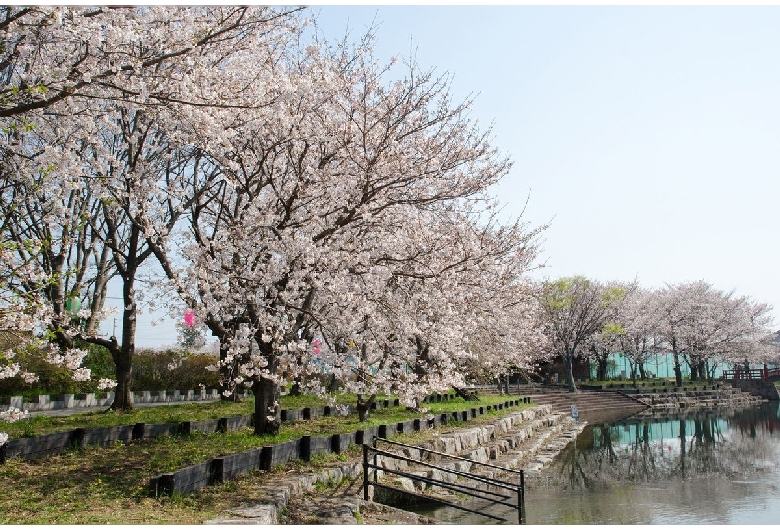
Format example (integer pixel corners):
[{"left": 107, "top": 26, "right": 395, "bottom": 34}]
[
  {"left": 3, "top": 392, "right": 372, "bottom": 439},
  {"left": 0, "top": 394, "right": 530, "bottom": 524}
]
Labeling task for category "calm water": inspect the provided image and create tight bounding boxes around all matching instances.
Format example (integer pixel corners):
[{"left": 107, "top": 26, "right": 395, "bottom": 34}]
[{"left": 418, "top": 403, "right": 780, "bottom": 524}]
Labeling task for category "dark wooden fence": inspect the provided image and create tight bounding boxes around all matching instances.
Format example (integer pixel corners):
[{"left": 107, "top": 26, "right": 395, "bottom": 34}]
[
  {"left": 1, "top": 392, "right": 533, "bottom": 496},
  {"left": 146, "top": 397, "right": 531, "bottom": 497},
  {"left": 1, "top": 413, "right": 255, "bottom": 464},
  {"left": 0, "top": 394, "right": 464, "bottom": 465}
]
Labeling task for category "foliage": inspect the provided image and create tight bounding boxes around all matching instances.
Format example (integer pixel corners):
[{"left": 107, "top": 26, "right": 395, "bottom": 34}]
[
  {"left": 131, "top": 349, "right": 219, "bottom": 392},
  {"left": 538, "top": 276, "right": 624, "bottom": 391},
  {"left": 0, "top": 345, "right": 101, "bottom": 397}
]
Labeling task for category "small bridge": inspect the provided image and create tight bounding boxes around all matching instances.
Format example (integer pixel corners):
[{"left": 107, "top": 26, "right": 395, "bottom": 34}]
[
  {"left": 722, "top": 365, "right": 780, "bottom": 401},
  {"left": 722, "top": 365, "right": 780, "bottom": 383}
]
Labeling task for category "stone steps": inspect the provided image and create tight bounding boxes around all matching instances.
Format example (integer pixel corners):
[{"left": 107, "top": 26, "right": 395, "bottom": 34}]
[
  {"left": 373, "top": 407, "right": 582, "bottom": 499},
  {"left": 208, "top": 405, "right": 581, "bottom": 524},
  {"left": 525, "top": 390, "right": 648, "bottom": 421}
]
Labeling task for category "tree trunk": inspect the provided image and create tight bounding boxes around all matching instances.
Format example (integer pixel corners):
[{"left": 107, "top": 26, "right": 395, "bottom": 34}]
[
  {"left": 597, "top": 357, "right": 608, "bottom": 381},
  {"left": 253, "top": 373, "right": 281, "bottom": 436},
  {"left": 638, "top": 361, "right": 646, "bottom": 380},
  {"left": 111, "top": 358, "right": 133, "bottom": 411},
  {"left": 688, "top": 355, "right": 699, "bottom": 382},
  {"left": 453, "top": 386, "right": 479, "bottom": 401},
  {"left": 356, "top": 394, "right": 376, "bottom": 422},
  {"left": 697, "top": 361, "right": 707, "bottom": 381},
  {"left": 327, "top": 372, "right": 340, "bottom": 394},
  {"left": 109, "top": 284, "right": 137, "bottom": 411},
  {"left": 564, "top": 352, "right": 577, "bottom": 392},
  {"left": 672, "top": 350, "right": 683, "bottom": 387}
]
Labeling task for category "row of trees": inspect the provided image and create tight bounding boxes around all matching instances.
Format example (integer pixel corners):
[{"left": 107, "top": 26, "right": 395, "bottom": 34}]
[
  {"left": 539, "top": 277, "right": 778, "bottom": 391},
  {"left": 0, "top": 6, "right": 547, "bottom": 435},
  {"left": 1, "top": 7, "right": 776, "bottom": 442}
]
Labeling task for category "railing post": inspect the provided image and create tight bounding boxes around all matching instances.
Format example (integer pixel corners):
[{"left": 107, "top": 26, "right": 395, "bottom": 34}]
[
  {"left": 517, "top": 481, "right": 522, "bottom": 522},
  {"left": 362, "top": 444, "right": 369, "bottom": 501},
  {"left": 520, "top": 469, "right": 525, "bottom": 504},
  {"left": 373, "top": 437, "right": 378, "bottom": 485}
]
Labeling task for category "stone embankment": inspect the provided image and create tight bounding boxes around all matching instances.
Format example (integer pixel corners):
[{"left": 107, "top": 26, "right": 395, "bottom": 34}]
[
  {"left": 207, "top": 405, "right": 585, "bottom": 525},
  {"left": 511, "top": 383, "right": 767, "bottom": 420},
  {"left": 633, "top": 385, "right": 766, "bottom": 411}
]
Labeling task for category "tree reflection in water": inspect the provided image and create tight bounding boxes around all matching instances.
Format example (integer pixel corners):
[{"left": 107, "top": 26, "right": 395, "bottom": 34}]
[
  {"left": 551, "top": 403, "right": 780, "bottom": 492},
  {"left": 418, "top": 405, "right": 780, "bottom": 524}
]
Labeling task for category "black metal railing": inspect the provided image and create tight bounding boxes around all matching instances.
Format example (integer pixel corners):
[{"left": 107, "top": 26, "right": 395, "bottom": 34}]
[{"left": 363, "top": 436, "right": 525, "bottom": 523}]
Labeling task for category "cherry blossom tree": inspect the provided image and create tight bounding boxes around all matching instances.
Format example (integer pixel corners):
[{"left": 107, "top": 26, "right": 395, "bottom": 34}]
[
  {"left": 613, "top": 286, "right": 659, "bottom": 382},
  {"left": 308, "top": 204, "right": 546, "bottom": 416},
  {"left": 0, "top": 6, "right": 306, "bottom": 417},
  {"left": 0, "top": 6, "right": 304, "bottom": 119},
  {"left": 652, "top": 283, "right": 692, "bottom": 386},
  {"left": 583, "top": 282, "right": 663, "bottom": 384},
  {"left": 650, "top": 281, "right": 774, "bottom": 385},
  {"left": 141, "top": 26, "right": 548, "bottom": 433}
]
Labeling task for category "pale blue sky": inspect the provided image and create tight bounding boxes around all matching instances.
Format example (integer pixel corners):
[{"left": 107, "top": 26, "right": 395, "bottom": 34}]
[
  {"left": 125, "top": 4, "right": 780, "bottom": 347},
  {"left": 312, "top": 5, "right": 780, "bottom": 319}
]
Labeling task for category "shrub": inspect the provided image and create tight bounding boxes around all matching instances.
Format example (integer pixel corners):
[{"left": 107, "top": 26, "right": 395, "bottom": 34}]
[
  {"left": 0, "top": 344, "right": 99, "bottom": 397},
  {"left": 0, "top": 344, "right": 219, "bottom": 398},
  {"left": 131, "top": 349, "right": 219, "bottom": 391}
]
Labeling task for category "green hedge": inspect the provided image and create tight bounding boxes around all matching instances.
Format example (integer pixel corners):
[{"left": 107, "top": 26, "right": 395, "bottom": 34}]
[
  {"left": 132, "top": 349, "right": 219, "bottom": 391},
  {"left": 0, "top": 345, "right": 219, "bottom": 397}
]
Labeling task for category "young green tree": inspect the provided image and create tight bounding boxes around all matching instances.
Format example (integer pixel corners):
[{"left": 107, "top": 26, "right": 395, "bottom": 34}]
[{"left": 538, "top": 276, "right": 624, "bottom": 392}]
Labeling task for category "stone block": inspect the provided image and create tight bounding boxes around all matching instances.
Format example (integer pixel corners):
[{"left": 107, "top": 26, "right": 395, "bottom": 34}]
[
  {"left": 281, "top": 409, "right": 303, "bottom": 421},
  {"left": 356, "top": 426, "right": 380, "bottom": 445},
  {"left": 143, "top": 422, "right": 179, "bottom": 439},
  {"left": 5, "top": 429, "right": 83, "bottom": 460},
  {"left": 218, "top": 415, "right": 252, "bottom": 433},
  {"left": 155, "top": 460, "right": 213, "bottom": 496},
  {"left": 50, "top": 394, "right": 74, "bottom": 409},
  {"left": 180, "top": 418, "right": 220, "bottom": 435},
  {"left": 332, "top": 432, "right": 355, "bottom": 454}
]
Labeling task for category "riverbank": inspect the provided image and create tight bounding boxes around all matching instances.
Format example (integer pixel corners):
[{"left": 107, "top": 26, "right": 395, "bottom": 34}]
[
  {"left": 208, "top": 404, "right": 586, "bottom": 524},
  {"left": 236, "top": 385, "right": 769, "bottom": 525}
]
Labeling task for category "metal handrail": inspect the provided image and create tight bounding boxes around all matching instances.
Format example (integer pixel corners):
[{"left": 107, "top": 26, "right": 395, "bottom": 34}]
[
  {"left": 369, "top": 481, "right": 507, "bottom": 522},
  {"left": 371, "top": 460, "right": 516, "bottom": 506},
  {"left": 372, "top": 436, "right": 524, "bottom": 481},
  {"left": 370, "top": 447, "right": 516, "bottom": 502},
  {"left": 363, "top": 436, "right": 525, "bottom": 523}
]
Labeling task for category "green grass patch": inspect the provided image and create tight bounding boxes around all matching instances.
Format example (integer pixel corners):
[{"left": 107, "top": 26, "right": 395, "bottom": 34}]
[
  {"left": 2, "top": 392, "right": 518, "bottom": 439},
  {"left": 2, "top": 399, "right": 255, "bottom": 438},
  {"left": 0, "top": 393, "right": 531, "bottom": 524}
]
